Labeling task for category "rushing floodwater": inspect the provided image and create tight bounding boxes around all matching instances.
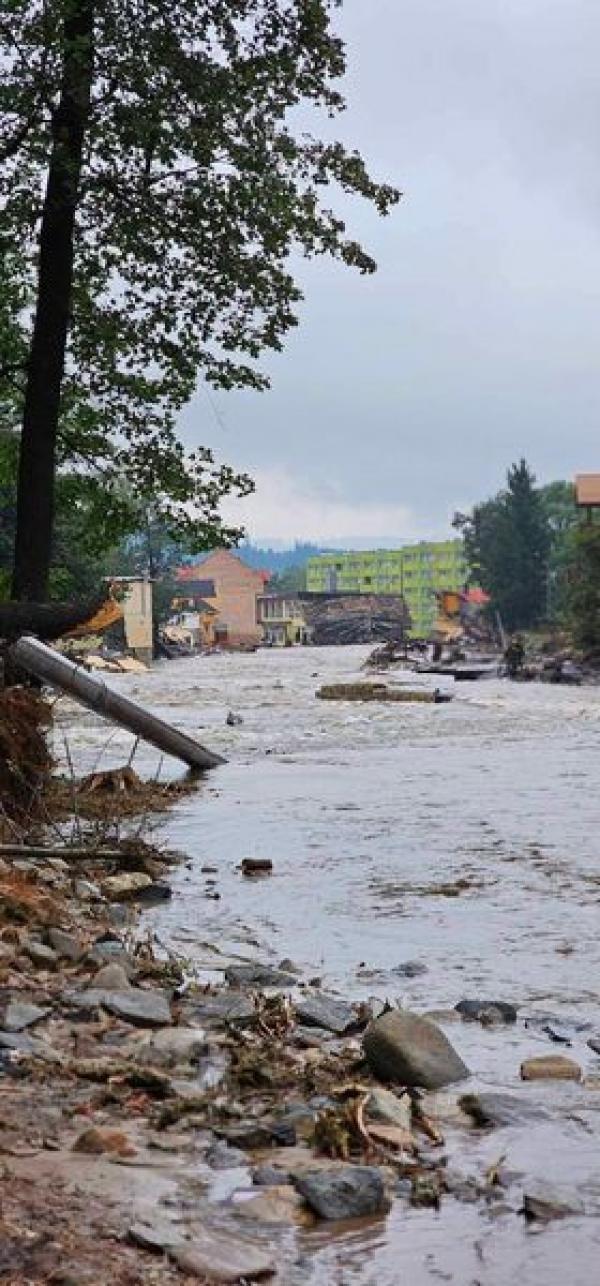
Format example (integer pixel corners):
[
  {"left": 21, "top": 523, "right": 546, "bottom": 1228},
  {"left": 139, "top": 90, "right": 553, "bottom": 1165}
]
[{"left": 55, "top": 646, "right": 600, "bottom": 1284}]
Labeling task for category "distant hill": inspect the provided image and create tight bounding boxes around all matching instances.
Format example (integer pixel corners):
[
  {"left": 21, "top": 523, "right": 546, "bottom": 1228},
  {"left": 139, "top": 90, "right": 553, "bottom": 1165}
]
[{"left": 237, "top": 542, "right": 335, "bottom": 573}]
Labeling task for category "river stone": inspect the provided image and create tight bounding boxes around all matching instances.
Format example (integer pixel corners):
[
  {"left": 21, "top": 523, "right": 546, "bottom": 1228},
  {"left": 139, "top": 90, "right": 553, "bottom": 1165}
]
[
  {"left": 206, "top": 1140, "right": 248, "bottom": 1170},
  {"left": 47, "top": 928, "right": 84, "bottom": 961},
  {"left": 68, "top": 987, "right": 172, "bottom": 1027},
  {"left": 101, "top": 872, "right": 153, "bottom": 901},
  {"left": 366, "top": 1086, "right": 412, "bottom": 1130},
  {"left": 237, "top": 1185, "right": 312, "bottom": 1226},
  {"left": 455, "top": 999, "right": 518, "bottom": 1025},
  {"left": 522, "top": 1183, "right": 584, "bottom": 1221},
  {"left": 520, "top": 1055, "right": 581, "bottom": 1082},
  {"left": 363, "top": 1008, "right": 469, "bottom": 1089},
  {"left": 294, "top": 1165, "right": 389, "bottom": 1220},
  {"left": 225, "top": 963, "right": 297, "bottom": 989},
  {"left": 136, "top": 1027, "right": 206, "bottom": 1068},
  {"left": 1, "top": 1000, "right": 51, "bottom": 1032},
  {"left": 294, "top": 993, "right": 357, "bottom": 1035},
  {"left": 74, "top": 879, "right": 102, "bottom": 900},
  {"left": 393, "top": 960, "right": 428, "bottom": 978},
  {"left": 587, "top": 1037, "right": 600, "bottom": 1056},
  {"left": 25, "top": 940, "right": 58, "bottom": 969},
  {"left": 188, "top": 992, "right": 256, "bottom": 1026},
  {"left": 91, "top": 962, "right": 132, "bottom": 991},
  {"left": 459, "top": 1092, "right": 548, "bottom": 1128},
  {"left": 172, "top": 1231, "right": 275, "bottom": 1281}
]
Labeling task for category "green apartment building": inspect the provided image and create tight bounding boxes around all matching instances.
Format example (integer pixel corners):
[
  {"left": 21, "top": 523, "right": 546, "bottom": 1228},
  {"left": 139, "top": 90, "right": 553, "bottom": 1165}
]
[{"left": 306, "top": 539, "right": 467, "bottom": 637}]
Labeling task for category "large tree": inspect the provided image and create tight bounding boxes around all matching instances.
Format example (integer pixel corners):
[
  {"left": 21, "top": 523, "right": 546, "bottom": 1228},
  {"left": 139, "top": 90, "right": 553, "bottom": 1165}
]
[
  {"left": 454, "top": 460, "right": 551, "bottom": 631},
  {"left": 0, "top": 1, "right": 398, "bottom": 603}
]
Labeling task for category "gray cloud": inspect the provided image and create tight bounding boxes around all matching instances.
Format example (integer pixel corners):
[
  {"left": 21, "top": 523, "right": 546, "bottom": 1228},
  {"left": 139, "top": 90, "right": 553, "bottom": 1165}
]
[{"left": 181, "top": 0, "right": 600, "bottom": 543}]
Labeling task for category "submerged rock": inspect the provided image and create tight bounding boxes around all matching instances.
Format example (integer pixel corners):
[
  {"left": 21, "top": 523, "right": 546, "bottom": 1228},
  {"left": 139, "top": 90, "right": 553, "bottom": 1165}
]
[
  {"left": 520, "top": 1054, "right": 581, "bottom": 1082},
  {"left": 225, "top": 963, "right": 297, "bottom": 989},
  {"left": 522, "top": 1183, "right": 584, "bottom": 1222},
  {"left": 393, "top": 960, "right": 428, "bottom": 978},
  {"left": 459, "top": 1092, "right": 548, "bottom": 1128},
  {"left": 587, "top": 1036, "right": 600, "bottom": 1056},
  {"left": 455, "top": 999, "right": 518, "bottom": 1025},
  {"left": 294, "top": 1165, "right": 389, "bottom": 1221},
  {"left": 294, "top": 993, "right": 358, "bottom": 1035},
  {"left": 363, "top": 1008, "right": 469, "bottom": 1089}
]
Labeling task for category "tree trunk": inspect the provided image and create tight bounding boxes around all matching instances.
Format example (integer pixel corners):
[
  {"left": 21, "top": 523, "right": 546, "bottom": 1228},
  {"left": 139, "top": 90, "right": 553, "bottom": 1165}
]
[{"left": 11, "top": 0, "right": 94, "bottom": 603}]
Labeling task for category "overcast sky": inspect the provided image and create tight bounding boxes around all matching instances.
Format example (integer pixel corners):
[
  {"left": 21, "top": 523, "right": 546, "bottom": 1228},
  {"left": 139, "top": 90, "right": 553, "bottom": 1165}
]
[{"left": 181, "top": 0, "right": 600, "bottom": 548}]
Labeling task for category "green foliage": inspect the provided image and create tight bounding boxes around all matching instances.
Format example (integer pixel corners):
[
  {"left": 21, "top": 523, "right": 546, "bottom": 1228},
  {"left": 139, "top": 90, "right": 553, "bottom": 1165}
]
[
  {"left": 538, "top": 480, "right": 578, "bottom": 619},
  {"left": 0, "top": 1, "right": 399, "bottom": 566},
  {"left": 268, "top": 563, "right": 307, "bottom": 594},
  {"left": 565, "top": 521, "right": 600, "bottom": 656},
  {"left": 454, "top": 460, "right": 551, "bottom": 631}
]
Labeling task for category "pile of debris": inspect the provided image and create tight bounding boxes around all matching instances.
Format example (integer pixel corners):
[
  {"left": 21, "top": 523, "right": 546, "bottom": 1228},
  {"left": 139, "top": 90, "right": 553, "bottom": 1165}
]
[
  {"left": 299, "top": 593, "right": 410, "bottom": 646},
  {"left": 0, "top": 688, "right": 53, "bottom": 826}
]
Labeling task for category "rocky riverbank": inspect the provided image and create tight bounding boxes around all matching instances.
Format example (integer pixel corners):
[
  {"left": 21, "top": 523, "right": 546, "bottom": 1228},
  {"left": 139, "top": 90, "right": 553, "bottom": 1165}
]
[{"left": 2, "top": 834, "right": 600, "bottom": 1285}]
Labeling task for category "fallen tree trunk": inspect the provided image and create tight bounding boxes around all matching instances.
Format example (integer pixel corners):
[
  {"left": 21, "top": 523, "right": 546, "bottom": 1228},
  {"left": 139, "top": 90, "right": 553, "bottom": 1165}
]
[
  {"left": 9, "top": 636, "right": 226, "bottom": 771},
  {"left": 0, "top": 589, "right": 107, "bottom": 643}
]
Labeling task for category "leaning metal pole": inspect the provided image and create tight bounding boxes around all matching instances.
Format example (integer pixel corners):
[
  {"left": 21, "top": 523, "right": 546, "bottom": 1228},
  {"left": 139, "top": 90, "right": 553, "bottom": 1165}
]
[{"left": 9, "top": 635, "right": 226, "bottom": 771}]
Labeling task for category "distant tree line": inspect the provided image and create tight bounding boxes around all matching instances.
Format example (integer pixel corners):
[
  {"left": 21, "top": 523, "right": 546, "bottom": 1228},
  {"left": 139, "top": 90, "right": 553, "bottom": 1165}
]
[{"left": 454, "top": 460, "right": 600, "bottom": 654}]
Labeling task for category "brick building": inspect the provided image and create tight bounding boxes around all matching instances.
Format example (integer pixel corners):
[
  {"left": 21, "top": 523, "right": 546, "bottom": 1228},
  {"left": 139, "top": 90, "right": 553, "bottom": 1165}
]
[{"left": 176, "top": 550, "right": 269, "bottom": 649}]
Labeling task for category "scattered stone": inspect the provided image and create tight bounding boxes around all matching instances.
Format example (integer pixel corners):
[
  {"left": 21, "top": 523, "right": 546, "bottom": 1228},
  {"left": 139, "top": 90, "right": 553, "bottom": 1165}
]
[
  {"left": 134, "top": 1027, "right": 205, "bottom": 1070},
  {"left": 269, "top": 1119, "right": 297, "bottom": 1147},
  {"left": 67, "top": 987, "right": 172, "bottom": 1027},
  {"left": 294, "top": 1165, "right": 389, "bottom": 1221},
  {"left": 295, "top": 993, "right": 358, "bottom": 1035},
  {"left": 188, "top": 992, "right": 255, "bottom": 1026},
  {"left": 201, "top": 865, "right": 218, "bottom": 873},
  {"left": 101, "top": 872, "right": 153, "bottom": 901},
  {"left": 237, "top": 1184, "right": 313, "bottom": 1226},
  {"left": 128, "top": 1221, "right": 180, "bottom": 1253},
  {"left": 134, "top": 881, "right": 172, "bottom": 903},
  {"left": 47, "top": 927, "right": 84, "bottom": 961},
  {"left": 74, "top": 879, "right": 102, "bottom": 900},
  {"left": 459, "top": 1092, "right": 548, "bottom": 1128},
  {"left": 455, "top": 999, "right": 517, "bottom": 1025},
  {"left": 294, "top": 1025, "right": 334, "bottom": 1049},
  {"left": 253, "top": 1165, "right": 285, "bottom": 1187},
  {"left": 206, "top": 1140, "right": 247, "bottom": 1170},
  {"left": 225, "top": 963, "right": 297, "bottom": 989},
  {"left": 215, "top": 1120, "right": 274, "bottom": 1150},
  {"left": 91, "top": 962, "right": 132, "bottom": 991},
  {"left": 542, "top": 1023, "right": 572, "bottom": 1046},
  {"left": 520, "top": 1055, "right": 581, "bottom": 1082},
  {"left": 1, "top": 1000, "right": 51, "bottom": 1032},
  {"left": 226, "top": 711, "right": 243, "bottom": 726},
  {"left": 366, "top": 1086, "right": 412, "bottom": 1131},
  {"left": 0, "top": 1030, "right": 61, "bottom": 1061},
  {"left": 411, "top": 1173, "right": 441, "bottom": 1208},
  {"left": 241, "top": 858, "right": 273, "bottom": 876},
  {"left": 72, "top": 1126, "right": 136, "bottom": 1157},
  {"left": 393, "top": 960, "right": 428, "bottom": 978},
  {"left": 171, "top": 1231, "right": 275, "bottom": 1282},
  {"left": 278, "top": 958, "right": 301, "bottom": 974},
  {"left": 363, "top": 1008, "right": 469, "bottom": 1089},
  {"left": 25, "top": 940, "right": 58, "bottom": 969},
  {"left": 587, "top": 1037, "right": 600, "bottom": 1056},
  {"left": 522, "top": 1183, "right": 584, "bottom": 1222}
]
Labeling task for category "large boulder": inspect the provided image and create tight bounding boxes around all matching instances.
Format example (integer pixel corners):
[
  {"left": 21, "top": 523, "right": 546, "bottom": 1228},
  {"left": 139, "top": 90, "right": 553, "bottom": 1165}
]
[
  {"left": 363, "top": 1008, "right": 469, "bottom": 1090},
  {"left": 294, "top": 1166, "right": 388, "bottom": 1220}
]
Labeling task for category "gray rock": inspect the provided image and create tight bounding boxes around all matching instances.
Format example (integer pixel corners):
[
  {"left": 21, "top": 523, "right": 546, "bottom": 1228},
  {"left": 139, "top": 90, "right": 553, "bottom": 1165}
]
[
  {"left": 459, "top": 1092, "right": 548, "bottom": 1129},
  {"left": 215, "top": 1120, "right": 274, "bottom": 1150},
  {"left": 74, "top": 879, "right": 102, "bottom": 900},
  {"left": 101, "top": 872, "right": 153, "bottom": 901},
  {"left": 188, "top": 992, "right": 255, "bottom": 1026},
  {"left": 522, "top": 1183, "right": 584, "bottom": 1222},
  {"left": 0, "top": 1030, "right": 61, "bottom": 1061},
  {"left": 206, "top": 1140, "right": 247, "bottom": 1169},
  {"left": 587, "top": 1036, "right": 600, "bottom": 1056},
  {"left": 225, "top": 963, "right": 297, "bottom": 988},
  {"left": 455, "top": 998, "right": 517, "bottom": 1025},
  {"left": 1, "top": 1000, "right": 51, "bottom": 1032},
  {"left": 67, "top": 987, "right": 172, "bottom": 1027},
  {"left": 366, "top": 1086, "right": 412, "bottom": 1130},
  {"left": 172, "top": 1231, "right": 275, "bottom": 1282},
  {"left": 91, "top": 962, "right": 132, "bottom": 991},
  {"left": 253, "top": 1165, "right": 286, "bottom": 1187},
  {"left": 134, "top": 881, "right": 172, "bottom": 903},
  {"left": 393, "top": 960, "right": 428, "bottom": 978},
  {"left": 136, "top": 1027, "right": 206, "bottom": 1068},
  {"left": 128, "top": 1220, "right": 180, "bottom": 1252},
  {"left": 25, "top": 940, "right": 58, "bottom": 968},
  {"left": 294, "top": 993, "right": 357, "bottom": 1035},
  {"left": 294, "top": 1025, "right": 334, "bottom": 1048},
  {"left": 47, "top": 928, "right": 84, "bottom": 961},
  {"left": 363, "top": 1008, "right": 469, "bottom": 1089},
  {"left": 294, "top": 1166, "right": 389, "bottom": 1220}
]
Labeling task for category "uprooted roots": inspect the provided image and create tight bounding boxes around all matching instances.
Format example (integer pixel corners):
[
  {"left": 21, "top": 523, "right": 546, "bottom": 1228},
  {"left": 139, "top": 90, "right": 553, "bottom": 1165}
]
[{"left": 0, "top": 687, "right": 53, "bottom": 822}]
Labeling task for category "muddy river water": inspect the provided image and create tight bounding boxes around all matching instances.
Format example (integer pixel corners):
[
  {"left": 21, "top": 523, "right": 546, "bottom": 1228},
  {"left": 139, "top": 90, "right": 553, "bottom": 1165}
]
[{"left": 56, "top": 645, "right": 600, "bottom": 1284}]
